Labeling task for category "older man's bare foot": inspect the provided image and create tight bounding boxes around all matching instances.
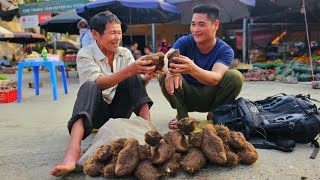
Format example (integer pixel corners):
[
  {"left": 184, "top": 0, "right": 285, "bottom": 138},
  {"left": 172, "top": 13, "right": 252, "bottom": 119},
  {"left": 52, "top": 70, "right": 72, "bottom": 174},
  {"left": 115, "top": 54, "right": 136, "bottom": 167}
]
[
  {"left": 50, "top": 145, "right": 80, "bottom": 176},
  {"left": 50, "top": 164, "right": 76, "bottom": 177}
]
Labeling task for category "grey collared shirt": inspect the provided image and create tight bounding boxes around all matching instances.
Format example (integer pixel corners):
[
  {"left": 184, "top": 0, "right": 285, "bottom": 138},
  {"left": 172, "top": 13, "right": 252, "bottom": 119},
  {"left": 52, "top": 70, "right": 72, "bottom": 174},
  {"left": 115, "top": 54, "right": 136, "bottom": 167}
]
[{"left": 76, "top": 41, "right": 135, "bottom": 104}]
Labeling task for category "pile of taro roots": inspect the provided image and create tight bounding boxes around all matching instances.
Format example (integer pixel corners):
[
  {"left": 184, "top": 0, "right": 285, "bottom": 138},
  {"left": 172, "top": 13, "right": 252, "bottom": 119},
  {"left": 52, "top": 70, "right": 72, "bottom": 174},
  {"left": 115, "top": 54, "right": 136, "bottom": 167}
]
[{"left": 83, "top": 117, "right": 258, "bottom": 179}]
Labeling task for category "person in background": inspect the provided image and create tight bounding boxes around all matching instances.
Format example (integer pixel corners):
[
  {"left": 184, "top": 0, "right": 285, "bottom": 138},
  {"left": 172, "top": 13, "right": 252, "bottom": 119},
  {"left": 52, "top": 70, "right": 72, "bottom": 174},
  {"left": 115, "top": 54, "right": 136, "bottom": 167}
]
[
  {"left": 144, "top": 45, "right": 153, "bottom": 56},
  {"left": 50, "top": 11, "right": 162, "bottom": 177},
  {"left": 0, "top": 56, "right": 12, "bottom": 67},
  {"left": 129, "top": 41, "right": 138, "bottom": 60},
  {"left": 135, "top": 49, "right": 142, "bottom": 59},
  {"left": 159, "top": 39, "right": 169, "bottom": 54},
  {"left": 23, "top": 45, "right": 32, "bottom": 55},
  {"left": 77, "top": 19, "right": 95, "bottom": 48},
  {"left": 11, "top": 54, "right": 17, "bottom": 65},
  {"left": 160, "top": 4, "right": 243, "bottom": 129}
]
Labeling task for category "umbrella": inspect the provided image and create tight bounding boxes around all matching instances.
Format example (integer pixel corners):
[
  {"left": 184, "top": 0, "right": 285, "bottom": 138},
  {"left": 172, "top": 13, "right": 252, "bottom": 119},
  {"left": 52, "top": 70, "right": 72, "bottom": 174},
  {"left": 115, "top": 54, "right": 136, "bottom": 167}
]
[
  {"left": 0, "top": 27, "right": 46, "bottom": 44},
  {"left": 46, "top": 40, "right": 79, "bottom": 50},
  {"left": 76, "top": 0, "right": 181, "bottom": 24},
  {"left": 39, "top": 10, "right": 82, "bottom": 35},
  {"left": 167, "top": 0, "right": 250, "bottom": 24},
  {"left": 76, "top": 0, "right": 181, "bottom": 53},
  {"left": 0, "top": 26, "right": 14, "bottom": 38},
  {"left": 39, "top": 9, "right": 129, "bottom": 35},
  {"left": 0, "top": 0, "right": 18, "bottom": 22}
]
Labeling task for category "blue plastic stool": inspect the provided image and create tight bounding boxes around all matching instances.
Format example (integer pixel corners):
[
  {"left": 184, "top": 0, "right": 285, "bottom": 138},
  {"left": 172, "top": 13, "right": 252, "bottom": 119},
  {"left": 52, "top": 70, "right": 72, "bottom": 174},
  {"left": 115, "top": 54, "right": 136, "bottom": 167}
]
[{"left": 17, "top": 61, "right": 68, "bottom": 103}]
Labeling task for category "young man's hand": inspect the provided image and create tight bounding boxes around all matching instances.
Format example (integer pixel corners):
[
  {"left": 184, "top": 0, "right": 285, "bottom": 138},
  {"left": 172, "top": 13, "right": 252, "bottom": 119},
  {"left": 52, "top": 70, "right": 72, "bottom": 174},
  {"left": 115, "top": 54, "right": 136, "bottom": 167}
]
[
  {"left": 165, "top": 72, "right": 182, "bottom": 95},
  {"left": 168, "top": 55, "right": 196, "bottom": 75}
]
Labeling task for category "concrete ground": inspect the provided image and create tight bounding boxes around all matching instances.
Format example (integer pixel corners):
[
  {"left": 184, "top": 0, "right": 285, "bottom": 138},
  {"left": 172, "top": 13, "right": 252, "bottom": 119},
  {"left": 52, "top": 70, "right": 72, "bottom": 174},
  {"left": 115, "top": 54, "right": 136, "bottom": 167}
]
[{"left": 0, "top": 71, "right": 319, "bottom": 180}]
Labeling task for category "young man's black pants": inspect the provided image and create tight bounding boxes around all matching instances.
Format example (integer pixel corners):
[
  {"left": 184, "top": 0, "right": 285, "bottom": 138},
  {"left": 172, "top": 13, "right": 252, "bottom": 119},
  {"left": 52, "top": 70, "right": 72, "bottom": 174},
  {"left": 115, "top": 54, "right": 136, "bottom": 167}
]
[{"left": 67, "top": 75, "right": 153, "bottom": 139}]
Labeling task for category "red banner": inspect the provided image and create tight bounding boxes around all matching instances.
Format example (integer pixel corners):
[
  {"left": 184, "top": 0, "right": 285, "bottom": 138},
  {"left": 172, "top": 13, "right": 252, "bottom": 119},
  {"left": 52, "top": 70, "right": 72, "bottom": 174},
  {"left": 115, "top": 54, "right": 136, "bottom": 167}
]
[{"left": 38, "top": 13, "right": 52, "bottom": 24}]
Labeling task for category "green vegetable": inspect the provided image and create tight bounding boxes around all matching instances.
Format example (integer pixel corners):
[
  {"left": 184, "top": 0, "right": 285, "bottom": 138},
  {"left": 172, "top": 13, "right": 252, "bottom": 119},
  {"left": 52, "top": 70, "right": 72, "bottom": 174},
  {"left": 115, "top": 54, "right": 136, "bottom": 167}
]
[{"left": 0, "top": 75, "right": 8, "bottom": 80}]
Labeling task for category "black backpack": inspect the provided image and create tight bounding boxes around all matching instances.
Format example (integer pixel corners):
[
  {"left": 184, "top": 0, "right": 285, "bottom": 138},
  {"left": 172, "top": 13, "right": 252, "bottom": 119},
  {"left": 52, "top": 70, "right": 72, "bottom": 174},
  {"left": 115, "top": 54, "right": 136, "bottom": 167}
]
[
  {"left": 212, "top": 94, "right": 320, "bottom": 158},
  {"left": 211, "top": 97, "right": 264, "bottom": 139}
]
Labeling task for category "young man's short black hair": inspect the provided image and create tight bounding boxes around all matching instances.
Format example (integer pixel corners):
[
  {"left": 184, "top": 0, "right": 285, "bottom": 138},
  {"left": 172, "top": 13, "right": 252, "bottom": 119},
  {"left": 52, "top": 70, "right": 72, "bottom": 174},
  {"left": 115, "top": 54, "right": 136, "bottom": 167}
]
[
  {"left": 90, "top": 11, "right": 121, "bottom": 36},
  {"left": 192, "top": 4, "right": 220, "bottom": 23}
]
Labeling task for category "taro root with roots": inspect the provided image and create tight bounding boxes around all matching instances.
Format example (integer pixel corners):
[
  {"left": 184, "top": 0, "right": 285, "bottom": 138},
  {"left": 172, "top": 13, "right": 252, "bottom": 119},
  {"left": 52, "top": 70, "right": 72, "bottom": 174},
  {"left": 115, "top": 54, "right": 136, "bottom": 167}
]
[
  {"left": 224, "top": 144, "right": 239, "bottom": 166},
  {"left": 145, "top": 129, "right": 162, "bottom": 147},
  {"left": 159, "top": 153, "right": 182, "bottom": 177},
  {"left": 115, "top": 138, "right": 140, "bottom": 176},
  {"left": 188, "top": 131, "right": 203, "bottom": 148},
  {"left": 237, "top": 141, "right": 258, "bottom": 165},
  {"left": 214, "top": 124, "right": 231, "bottom": 143},
  {"left": 177, "top": 117, "right": 197, "bottom": 135},
  {"left": 201, "top": 124, "right": 227, "bottom": 165},
  {"left": 151, "top": 139, "right": 175, "bottom": 165},
  {"left": 229, "top": 131, "right": 246, "bottom": 150},
  {"left": 163, "top": 130, "right": 189, "bottom": 153},
  {"left": 83, "top": 144, "right": 112, "bottom": 177},
  {"left": 167, "top": 49, "right": 180, "bottom": 68},
  {"left": 102, "top": 158, "right": 117, "bottom": 178},
  {"left": 180, "top": 148, "right": 207, "bottom": 175},
  {"left": 94, "top": 144, "right": 112, "bottom": 162},
  {"left": 144, "top": 52, "right": 165, "bottom": 71},
  {"left": 134, "top": 160, "right": 160, "bottom": 180},
  {"left": 111, "top": 138, "right": 127, "bottom": 156},
  {"left": 83, "top": 155, "right": 104, "bottom": 177},
  {"left": 138, "top": 144, "right": 151, "bottom": 161}
]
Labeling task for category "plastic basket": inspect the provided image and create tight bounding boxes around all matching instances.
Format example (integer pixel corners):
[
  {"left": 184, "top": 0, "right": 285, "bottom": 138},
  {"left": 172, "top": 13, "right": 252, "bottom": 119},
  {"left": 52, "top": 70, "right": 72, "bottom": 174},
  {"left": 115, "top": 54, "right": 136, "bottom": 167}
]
[
  {"left": 0, "top": 90, "right": 17, "bottom": 103},
  {"left": 64, "top": 55, "right": 77, "bottom": 62},
  {"left": 253, "top": 63, "right": 274, "bottom": 69}
]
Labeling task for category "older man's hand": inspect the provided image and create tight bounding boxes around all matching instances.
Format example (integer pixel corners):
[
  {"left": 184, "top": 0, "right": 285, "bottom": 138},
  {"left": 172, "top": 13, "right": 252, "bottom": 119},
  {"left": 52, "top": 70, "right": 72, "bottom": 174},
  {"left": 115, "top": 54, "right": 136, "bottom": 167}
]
[{"left": 130, "top": 55, "right": 156, "bottom": 74}]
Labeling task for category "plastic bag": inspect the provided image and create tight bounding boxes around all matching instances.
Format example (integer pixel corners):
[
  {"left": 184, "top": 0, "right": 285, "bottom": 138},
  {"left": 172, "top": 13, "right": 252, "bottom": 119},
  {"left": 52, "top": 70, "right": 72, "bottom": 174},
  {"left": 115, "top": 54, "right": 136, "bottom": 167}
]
[{"left": 77, "top": 116, "right": 157, "bottom": 166}]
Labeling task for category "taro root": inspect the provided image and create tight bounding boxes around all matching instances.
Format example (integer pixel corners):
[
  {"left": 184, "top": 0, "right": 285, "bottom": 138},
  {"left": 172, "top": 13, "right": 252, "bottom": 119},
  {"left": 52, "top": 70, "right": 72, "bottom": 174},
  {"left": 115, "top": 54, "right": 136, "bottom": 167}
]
[
  {"left": 83, "top": 145, "right": 111, "bottom": 176},
  {"left": 163, "top": 130, "right": 188, "bottom": 153},
  {"left": 159, "top": 153, "right": 182, "bottom": 177},
  {"left": 224, "top": 144, "right": 239, "bottom": 167},
  {"left": 138, "top": 144, "right": 151, "bottom": 161},
  {"left": 188, "top": 131, "right": 203, "bottom": 148},
  {"left": 202, "top": 124, "right": 217, "bottom": 135},
  {"left": 144, "top": 52, "right": 165, "bottom": 71},
  {"left": 180, "top": 148, "right": 207, "bottom": 175},
  {"left": 201, "top": 124, "right": 227, "bottom": 165},
  {"left": 134, "top": 160, "right": 160, "bottom": 180},
  {"left": 151, "top": 139, "right": 175, "bottom": 165},
  {"left": 167, "top": 49, "right": 180, "bottom": 68},
  {"left": 102, "top": 158, "right": 117, "bottom": 178},
  {"left": 177, "top": 117, "right": 197, "bottom": 135},
  {"left": 83, "top": 155, "right": 104, "bottom": 177},
  {"left": 229, "top": 131, "right": 246, "bottom": 150},
  {"left": 145, "top": 130, "right": 162, "bottom": 147},
  {"left": 237, "top": 141, "right": 258, "bottom": 165},
  {"left": 214, "top": 124, "right": 231, "bottom": 143},
  {"left": 115, "top": 138, "right": 140, "bottom": 176},
  {"left": 111, "top": 138, "right": 127, "bottom": 156},
  {"left": 94, "top": 144, "right": 112, "bottom": 162}
]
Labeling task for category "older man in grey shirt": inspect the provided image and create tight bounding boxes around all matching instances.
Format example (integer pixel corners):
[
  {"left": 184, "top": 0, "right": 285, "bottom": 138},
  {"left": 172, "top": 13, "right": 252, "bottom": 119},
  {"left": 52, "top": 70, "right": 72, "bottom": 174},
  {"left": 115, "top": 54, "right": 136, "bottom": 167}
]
[{"left": 50, "top": 11, "right": 161, "bottom": 177}]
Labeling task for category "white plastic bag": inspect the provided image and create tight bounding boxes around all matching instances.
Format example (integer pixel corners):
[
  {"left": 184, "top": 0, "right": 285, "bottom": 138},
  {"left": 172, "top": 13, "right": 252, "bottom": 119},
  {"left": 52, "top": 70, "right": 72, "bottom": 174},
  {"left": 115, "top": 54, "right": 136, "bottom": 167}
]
[{"left": 77, "top": 116, "right": 157, "bottom": 166}]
